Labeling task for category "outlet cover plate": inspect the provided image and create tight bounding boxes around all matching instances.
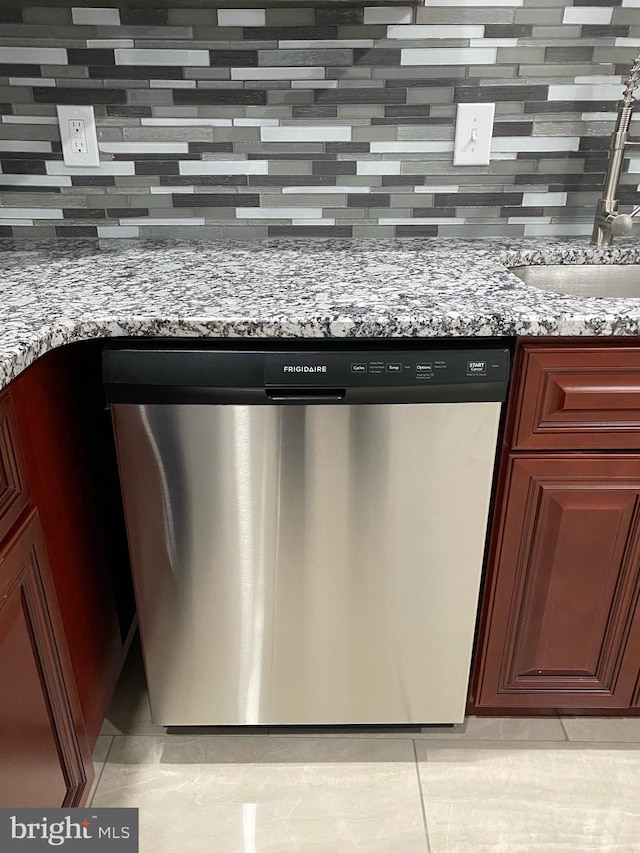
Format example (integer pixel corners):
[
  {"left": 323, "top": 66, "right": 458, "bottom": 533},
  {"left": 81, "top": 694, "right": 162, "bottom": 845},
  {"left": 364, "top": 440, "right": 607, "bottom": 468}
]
[{"left": 57, "top": 105, "right": 100, "bottom": 167}]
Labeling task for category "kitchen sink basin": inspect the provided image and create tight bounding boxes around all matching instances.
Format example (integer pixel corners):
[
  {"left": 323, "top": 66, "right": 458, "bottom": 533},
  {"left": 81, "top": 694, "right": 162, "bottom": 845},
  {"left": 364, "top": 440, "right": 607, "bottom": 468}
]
[{"left": 509, "top": 264, "right": 640, "bottom": 298}]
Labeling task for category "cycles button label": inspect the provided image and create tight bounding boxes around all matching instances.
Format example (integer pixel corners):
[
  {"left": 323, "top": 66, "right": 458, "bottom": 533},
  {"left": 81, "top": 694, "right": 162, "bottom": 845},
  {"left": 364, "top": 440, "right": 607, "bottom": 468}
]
[{"left": 351, "top": 363, "right": 367, "bottom": 373}]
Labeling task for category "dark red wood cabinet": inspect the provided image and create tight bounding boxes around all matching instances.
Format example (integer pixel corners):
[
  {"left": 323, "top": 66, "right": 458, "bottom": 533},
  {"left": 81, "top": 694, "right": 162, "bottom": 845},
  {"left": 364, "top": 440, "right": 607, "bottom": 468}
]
[
  {"left": 0, "top": 341, "right": 133, "bottom": 806},
  {"left": 473, "top": 342, "right": 640, "bottom": 712},
  {"left": 0, "top": 511, "right": 93, "bottom": 806},
  {"left": 0, "top": 392, "right": 93, "bottom": 805},
  {"left": 9, "top": 342, "right": 134, "bottom": 747}
]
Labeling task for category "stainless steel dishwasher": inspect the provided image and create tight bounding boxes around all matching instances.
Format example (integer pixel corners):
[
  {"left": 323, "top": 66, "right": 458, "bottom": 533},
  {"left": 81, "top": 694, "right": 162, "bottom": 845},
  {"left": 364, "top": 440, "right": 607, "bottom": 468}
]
[{"left": 103, "top": 343, "right": 510, "bottom": 726}]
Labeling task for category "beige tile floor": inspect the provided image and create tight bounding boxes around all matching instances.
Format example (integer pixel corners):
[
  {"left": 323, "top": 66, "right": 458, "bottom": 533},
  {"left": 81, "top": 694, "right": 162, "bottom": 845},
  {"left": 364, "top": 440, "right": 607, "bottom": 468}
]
[{"left": 92, "top": 642, "right": 640, "bottom": 852}]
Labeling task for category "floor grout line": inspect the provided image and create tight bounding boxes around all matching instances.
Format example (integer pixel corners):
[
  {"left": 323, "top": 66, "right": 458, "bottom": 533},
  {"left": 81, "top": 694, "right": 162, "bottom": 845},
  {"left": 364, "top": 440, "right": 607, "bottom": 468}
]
[
  {"left": 412, "top": 739, "right": 432, "bottom": 853},
  {"left": 88, "top": 735, "right": 115, "bottom": 808},
  {"left": 555, "top": 709, "right": 570, "bottom": 744}
]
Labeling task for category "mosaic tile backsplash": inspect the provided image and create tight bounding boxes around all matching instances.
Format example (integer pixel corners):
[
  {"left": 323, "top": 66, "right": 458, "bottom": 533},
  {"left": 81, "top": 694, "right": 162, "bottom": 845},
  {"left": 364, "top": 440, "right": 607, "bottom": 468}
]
[{"left": 0, "top": 0, "right": 639, "bottom": 239}]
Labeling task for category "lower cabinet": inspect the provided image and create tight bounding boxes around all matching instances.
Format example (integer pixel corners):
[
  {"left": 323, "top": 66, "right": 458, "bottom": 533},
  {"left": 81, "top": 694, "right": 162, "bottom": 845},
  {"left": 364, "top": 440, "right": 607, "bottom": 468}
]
[
  {"left": 0, "top": 510, "right": 93, "bottom": 806},
  {"left": 474, "top": 453, "right": 640, "bottom": 710},
  {"left": 9, "top": 341, "right": 134, "bottom": 747}
]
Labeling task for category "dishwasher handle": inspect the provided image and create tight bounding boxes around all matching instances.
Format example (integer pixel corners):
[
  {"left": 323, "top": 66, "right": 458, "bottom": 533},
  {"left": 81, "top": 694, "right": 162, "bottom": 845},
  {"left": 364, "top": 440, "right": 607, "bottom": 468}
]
[{"left": 265, "top": 388, "right": 346, "bottom": 402}]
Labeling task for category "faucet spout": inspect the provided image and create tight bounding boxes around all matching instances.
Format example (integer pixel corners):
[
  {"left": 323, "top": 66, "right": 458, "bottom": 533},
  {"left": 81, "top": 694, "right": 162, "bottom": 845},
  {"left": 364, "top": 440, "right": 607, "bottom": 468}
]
[{"left": 590, "top": 51, "right": 640, "bottom": 246}]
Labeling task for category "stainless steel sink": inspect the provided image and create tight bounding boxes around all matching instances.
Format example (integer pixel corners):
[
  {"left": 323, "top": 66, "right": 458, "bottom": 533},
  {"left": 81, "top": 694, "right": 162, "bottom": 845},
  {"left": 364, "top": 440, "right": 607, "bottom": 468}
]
[{"left": 509, "top": 264, "right": 640, "bottom": 298}]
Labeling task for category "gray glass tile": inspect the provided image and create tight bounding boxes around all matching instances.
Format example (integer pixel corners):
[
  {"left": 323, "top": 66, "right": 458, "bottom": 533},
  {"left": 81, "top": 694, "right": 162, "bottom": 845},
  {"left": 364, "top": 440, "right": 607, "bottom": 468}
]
[
  {"left": 139, "top": 225, "right": 224, "bottom": 238},
  {"left": 209, "top": 49, "right": 257, "bottom": 66},
  {"left": 1, "top": 159, "right": 47, "bottom": 174},
  {"left": 583, "top": 24, "right": 630, "bottom": 37},
  {"left": 259, "top": 49, "right": 352, "bottom": 67},
  {"left": 249, "top": 176, "right": 332, "bottom": 187},
  {"left": 62, "top": 207, "right": 107, "bottom": 219},
  {"left": 515, "top": 10, "right": 564, "bottom": 24},
  {"left": 55, "top": 224, "right": 98, "bottom": 237},
  {"left": 293, "top": 105, "right": 338, "bottom": 118},
  {"left": 121, "top": 9, "right": 169, "bottom": 26},
  {"left": 245, "top": 26, "right": 336, "bottom": 41},
  {"left": 415, "top": 8, "right": 515, "bottom": 25},
  {"left": 313, "top": 161, "right": 357, "bottom": 176},
  {"left": 354, "top": 49, "right": 401, "bottom": 66},
  {"left": 90, "top": 65, "right": 184, "bottom": 80},
  {"left": 175, "top": 89, "right": 267, "bottom": 105},
  {"left": 455, "top": 84, "right": 549, "bottom": 103},
  {"left": 12, "top": 225, "right": 55, "bottom": 237},
  {"left": 315, "top": 89, "right": 406, "bottom": 104},
  {"left": 486, "top": 24, "right": 532, "bottom": 37},
  {"left": 34, "top": 87, "right": 127, "bottom": 104},
  {"left": 266, "top": 9, "right": 315, "bottom": 27},
  {"left": 347, "top": 192, "right": 390, "bottom": 207},
  {"left": 0, "top": 9, "right": 22, "bottom": 23},
  {"left": 160, "top": 175, "right": 247, "bottom": 186},
  {"left": 317, "top": 7, "right": 363, "bottom": 26},
  {"left": 268, "top": 225, "right": 352, "bottom": 236},
  {"left": 396, "top": 224, "right": 437, "bottom": 236},
  {"left": 173, "top": 192, "right": 259, "bottom": 207},
  {"left": 546, "top": 46, "right": 595, "bottom": 62}
]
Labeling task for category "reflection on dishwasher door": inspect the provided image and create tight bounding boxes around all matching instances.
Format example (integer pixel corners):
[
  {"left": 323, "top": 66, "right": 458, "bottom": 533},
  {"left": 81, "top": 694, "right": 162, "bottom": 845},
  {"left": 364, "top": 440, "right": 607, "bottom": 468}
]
[{"left": 103, "top": 345, "right": 510, "bottom": 726}]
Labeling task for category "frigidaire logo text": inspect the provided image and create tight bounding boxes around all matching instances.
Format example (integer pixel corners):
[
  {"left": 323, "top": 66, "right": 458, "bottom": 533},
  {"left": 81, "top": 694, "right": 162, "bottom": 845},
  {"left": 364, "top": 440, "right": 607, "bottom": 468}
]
[
  {"left": 283, "top": 365, "right": 328, "bottom": 373},
  {"left": 10, "top": 815, "right": 131, "bottom": 847}
]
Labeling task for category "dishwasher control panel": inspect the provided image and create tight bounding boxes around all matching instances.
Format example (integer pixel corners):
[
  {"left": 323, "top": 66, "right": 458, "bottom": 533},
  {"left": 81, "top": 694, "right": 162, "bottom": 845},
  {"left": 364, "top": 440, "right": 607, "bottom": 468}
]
[
  {"left": 103, "top": 344, "right": 511, "bottom": 405},
  {"left": 265, "top": 350, "right": 510, "bottom": 387}
]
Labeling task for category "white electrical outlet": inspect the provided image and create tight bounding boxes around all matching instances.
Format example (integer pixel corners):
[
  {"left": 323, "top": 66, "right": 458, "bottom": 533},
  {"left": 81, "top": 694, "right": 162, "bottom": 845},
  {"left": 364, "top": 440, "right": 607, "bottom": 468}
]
[
  {"left": 453, "top": 103, "right": 495, "bottom": 166},
  {"left": 69, "top": 119, "right": 88, "bottom": 154},
  {"left": 57, "top": 105, "right": 100, "bottom": 167}
]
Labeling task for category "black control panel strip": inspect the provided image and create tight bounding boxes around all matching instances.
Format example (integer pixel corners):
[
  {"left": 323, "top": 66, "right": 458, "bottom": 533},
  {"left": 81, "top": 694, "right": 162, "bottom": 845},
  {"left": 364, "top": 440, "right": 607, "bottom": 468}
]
[{"left": 104, "top": 346, "right": 510, "bottom": 392}]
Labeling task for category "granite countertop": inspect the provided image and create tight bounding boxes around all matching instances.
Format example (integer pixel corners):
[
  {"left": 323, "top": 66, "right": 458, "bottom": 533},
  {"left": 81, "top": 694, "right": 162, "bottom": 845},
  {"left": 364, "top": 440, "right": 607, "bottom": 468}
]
[{"left": 1, "top": 236, "right": 640, "bottom": 391}]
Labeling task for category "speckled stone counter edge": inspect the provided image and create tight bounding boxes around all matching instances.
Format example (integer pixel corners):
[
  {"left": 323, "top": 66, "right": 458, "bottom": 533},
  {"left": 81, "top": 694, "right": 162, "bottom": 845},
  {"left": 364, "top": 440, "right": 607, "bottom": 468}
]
[{"left": 1, "top": 236, "right": 640, "bottom": 392}]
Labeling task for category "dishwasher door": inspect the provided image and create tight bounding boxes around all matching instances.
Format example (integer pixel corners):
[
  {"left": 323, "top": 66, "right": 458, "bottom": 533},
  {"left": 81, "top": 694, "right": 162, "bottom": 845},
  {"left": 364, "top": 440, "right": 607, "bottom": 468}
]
[{"left": 110, "top": 398, "right": 502, "bottom": 726}]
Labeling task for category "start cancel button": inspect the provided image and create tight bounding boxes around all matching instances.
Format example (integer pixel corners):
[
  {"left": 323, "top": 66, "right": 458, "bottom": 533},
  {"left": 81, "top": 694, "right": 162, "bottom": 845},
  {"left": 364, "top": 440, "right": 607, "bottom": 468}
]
[{"left": 467, "top": 360, "right": 487, "bottom": 376}]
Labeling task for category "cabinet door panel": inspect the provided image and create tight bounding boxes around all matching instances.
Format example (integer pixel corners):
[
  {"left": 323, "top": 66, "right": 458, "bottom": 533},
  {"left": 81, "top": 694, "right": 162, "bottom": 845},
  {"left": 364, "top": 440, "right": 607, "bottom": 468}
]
[
  {"left": 476, "top": 455, "right": 640, "bottom": 709},
  {"left": 514, "top": 346, "right": 640, "bottom": 450},
  {"left": 0, "top": 589, "right": 69, "bottom": 806},
  {"left": 0, "top": 511, "right": 93, "bottom": 806}
]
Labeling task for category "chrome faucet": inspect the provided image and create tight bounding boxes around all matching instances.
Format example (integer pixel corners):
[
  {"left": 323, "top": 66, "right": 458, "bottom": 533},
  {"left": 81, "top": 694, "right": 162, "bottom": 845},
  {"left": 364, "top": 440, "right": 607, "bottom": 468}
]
[{"left": 591, "top": 51, "right": 640, "bottom": 246}]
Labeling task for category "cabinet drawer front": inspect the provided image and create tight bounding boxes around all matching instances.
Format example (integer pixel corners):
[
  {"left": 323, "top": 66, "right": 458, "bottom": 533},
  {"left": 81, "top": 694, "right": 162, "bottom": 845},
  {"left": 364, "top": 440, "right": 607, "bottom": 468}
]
[
  {"left": 514, "top": 346, "right": 640, "bottom": 450},
  {"left": 0, "top": 393, "right": 30, "bottom": 541}
]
